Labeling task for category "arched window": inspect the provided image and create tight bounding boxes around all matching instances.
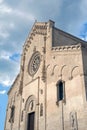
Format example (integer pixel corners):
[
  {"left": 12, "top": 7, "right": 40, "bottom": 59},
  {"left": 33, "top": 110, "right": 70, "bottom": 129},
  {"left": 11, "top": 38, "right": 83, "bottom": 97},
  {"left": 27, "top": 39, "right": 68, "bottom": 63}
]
[
  {"left": 56, "top": 80, "right": 65, "bottom": 102},
  {"left": 9, "top": 105, "right": 15, "bottom": 123}
]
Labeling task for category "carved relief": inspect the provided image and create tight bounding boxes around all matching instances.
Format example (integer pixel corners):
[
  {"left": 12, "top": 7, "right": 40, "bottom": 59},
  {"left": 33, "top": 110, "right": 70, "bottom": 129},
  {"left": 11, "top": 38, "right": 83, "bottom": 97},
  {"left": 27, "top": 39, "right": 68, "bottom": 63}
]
[
  {"left": 24, "top": 95, "right": 37, "bottom": 130},
  {"left": 34, "top": 24, "right": 47, "bottom": 35},
  {"left": 24, "top": 95, "right": 36, "bottom": 112},
  {"left": 42, "top": 60, "right": 46, "bottom": 82},
  {"left": 52, "top": 44, "right": 81, "bottom": 52},
  {"left": 28, "top": 51, "right": 41, "bottom": 77},
  {"left": 33, "top": 46, "right": 36, "bottom": 52},
  {"left": 70, "top": 112, "right": 78, "bottom": 130},
  {"left": 29, "top": 100, "right": 34, "bottom": 111},
  {"left": 40, "top": 103, "right": 43, "bottom": 116}
]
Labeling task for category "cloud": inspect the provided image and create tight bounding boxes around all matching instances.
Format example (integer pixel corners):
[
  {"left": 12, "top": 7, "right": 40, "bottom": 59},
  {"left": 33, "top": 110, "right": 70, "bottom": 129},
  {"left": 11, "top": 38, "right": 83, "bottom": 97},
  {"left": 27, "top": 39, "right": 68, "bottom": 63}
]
[
  {"left": 0, "top": 4, "right": 12, "bottom": 14},
  {"left": 13, "top": 10, "right": 35, "bottom": 21},
  {"left": 0, "top": 0, "right": 87, "bottom": 89},
  {"left": 1, "top": 1, "right": 87, "bottom": 130},
  {"left": 0, "top": 90, "right": 6, "bottom": 95},
  {"left": 0, "top": 0, "right": 3, "bottom": 4},
  {"left": 0, "top": 54, "right": 20, "bottom": 86},
  {"left": 79, "top": 23, "right": 87, "bottom": 41},
  {"left": 0, "top": 31, "right": 9, "bottom": 38}
]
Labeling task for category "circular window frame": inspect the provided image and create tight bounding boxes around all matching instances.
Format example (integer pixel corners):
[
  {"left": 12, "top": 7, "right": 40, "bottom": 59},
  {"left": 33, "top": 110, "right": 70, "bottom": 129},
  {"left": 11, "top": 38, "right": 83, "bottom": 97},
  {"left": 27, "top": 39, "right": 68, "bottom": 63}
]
[{"left": 28, "top": 51, "right": 41, "bottom": 76}]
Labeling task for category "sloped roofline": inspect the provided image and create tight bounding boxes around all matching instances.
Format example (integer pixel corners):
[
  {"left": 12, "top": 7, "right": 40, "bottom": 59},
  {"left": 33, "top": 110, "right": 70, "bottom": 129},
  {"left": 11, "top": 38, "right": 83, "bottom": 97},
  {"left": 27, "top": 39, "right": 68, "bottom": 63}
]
[
  {"left": 54, "top": 27, "right": 87, "bottom": 45},
  {"left": 7, "top": 74, "right": 20, "bottom": 95}
]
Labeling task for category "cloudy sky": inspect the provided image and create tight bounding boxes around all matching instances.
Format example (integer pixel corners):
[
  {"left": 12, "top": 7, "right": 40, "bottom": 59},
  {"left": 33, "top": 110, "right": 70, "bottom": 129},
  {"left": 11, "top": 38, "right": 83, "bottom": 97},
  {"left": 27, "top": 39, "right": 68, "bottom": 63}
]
[{"left": 0, "top": 0, "right": 87, "bottom": 129}]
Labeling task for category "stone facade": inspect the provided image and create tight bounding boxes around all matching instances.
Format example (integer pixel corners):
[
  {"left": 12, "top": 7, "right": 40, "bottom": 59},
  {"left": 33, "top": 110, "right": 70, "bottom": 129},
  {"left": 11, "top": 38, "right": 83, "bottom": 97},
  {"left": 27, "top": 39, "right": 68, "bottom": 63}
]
[{"left": 4, "top": 20, "right": 87, "bottom": 130}]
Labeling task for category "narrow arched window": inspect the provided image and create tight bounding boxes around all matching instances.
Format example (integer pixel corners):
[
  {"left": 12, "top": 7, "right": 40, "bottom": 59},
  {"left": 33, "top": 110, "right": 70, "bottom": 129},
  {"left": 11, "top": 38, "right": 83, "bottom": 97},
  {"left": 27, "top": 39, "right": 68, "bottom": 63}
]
[
  {"left": 56, "top": 80, "right": 65, "bottom": 102},
  {"left": 9, "top": 105, "right": 15, "bottom": 123},
  {"left": 59, "top": 81, "right": 63, "bottom": 100}
]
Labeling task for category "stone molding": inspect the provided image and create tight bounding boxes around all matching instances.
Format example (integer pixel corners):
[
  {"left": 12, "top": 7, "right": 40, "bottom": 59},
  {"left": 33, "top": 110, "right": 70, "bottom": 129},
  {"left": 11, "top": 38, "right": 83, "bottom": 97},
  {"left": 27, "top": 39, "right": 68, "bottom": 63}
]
[
  {"left": 22, "top": 22, "right": 47, "bottom": 56},
  {"left": 47, "top": 64, "right": 80, "bottom": 80},
  {"left": 51, "top": 44, "right": 81, "bottom": 52}
]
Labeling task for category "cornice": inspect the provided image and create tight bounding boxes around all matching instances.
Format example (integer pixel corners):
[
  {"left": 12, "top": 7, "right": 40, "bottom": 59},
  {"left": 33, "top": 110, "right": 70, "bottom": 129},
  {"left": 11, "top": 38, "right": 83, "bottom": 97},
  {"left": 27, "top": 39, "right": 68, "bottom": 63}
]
[
  {"left": 22, "top": 22, "right": 47, "bottom": 56},
  {"left": 51, "top": 44, "right": 81, "bottom": 52}
]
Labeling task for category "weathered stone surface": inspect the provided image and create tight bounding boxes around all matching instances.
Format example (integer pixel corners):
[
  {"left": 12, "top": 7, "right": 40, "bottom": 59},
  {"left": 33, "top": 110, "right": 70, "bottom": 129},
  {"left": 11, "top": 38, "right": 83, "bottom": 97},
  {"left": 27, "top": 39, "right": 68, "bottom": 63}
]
[{"left": 4, "top": 20, "right": 87, "bottom": 130}]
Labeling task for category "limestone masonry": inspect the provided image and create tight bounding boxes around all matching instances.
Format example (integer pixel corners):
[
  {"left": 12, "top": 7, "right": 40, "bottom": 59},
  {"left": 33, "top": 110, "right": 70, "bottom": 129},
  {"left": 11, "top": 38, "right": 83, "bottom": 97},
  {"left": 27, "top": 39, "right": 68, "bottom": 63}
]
[{"left": 4, "top": 20, "right": 87, "bottom": 130}]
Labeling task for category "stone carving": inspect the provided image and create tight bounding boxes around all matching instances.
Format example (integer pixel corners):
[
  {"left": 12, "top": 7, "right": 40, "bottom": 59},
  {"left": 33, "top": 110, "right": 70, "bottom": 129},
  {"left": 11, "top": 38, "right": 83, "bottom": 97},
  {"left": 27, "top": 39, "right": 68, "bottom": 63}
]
[
  {"left": 34, "top": 25, "right": 47, "bottom": 35},
  {"left": 33, "top": 46, "right": 36, "bottom": 52},
  {"left": 28, "top": 51, "right": 41, "bottom": 76},
  {"left": 70, "top": 112, "right": 78, "bottom": 130},
  {"left": 29, "top": 101, "right": 34, "bottom": 111},
  {"left": 52, "top": 44, "right": 81, "bottom": 52},
  {"left": 40, "top": 103, "right": 43, "bottom": 116},
  {"left": 42, "top": 60, "right": 46, "bottom": 82}
]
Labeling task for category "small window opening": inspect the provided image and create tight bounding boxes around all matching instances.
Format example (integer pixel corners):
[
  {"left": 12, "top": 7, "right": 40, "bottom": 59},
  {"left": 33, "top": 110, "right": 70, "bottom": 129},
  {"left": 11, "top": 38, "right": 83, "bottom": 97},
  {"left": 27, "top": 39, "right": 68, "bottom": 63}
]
[
  {"left": 9, "top": 105, "right": 15, "bottom": 123},
  {"left": 57, "top": 81, "right": 65, "bottom": 102},
  {"left": 59, "top": 81, "right": 63, "bottom": 100}
]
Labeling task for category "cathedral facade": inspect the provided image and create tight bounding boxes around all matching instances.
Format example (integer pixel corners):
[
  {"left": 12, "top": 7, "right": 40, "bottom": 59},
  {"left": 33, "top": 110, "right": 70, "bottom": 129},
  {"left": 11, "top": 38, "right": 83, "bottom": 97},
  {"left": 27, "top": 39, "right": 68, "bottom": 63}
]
[{"left": 4, "top": 20, "right": 87, "bottom": 130}]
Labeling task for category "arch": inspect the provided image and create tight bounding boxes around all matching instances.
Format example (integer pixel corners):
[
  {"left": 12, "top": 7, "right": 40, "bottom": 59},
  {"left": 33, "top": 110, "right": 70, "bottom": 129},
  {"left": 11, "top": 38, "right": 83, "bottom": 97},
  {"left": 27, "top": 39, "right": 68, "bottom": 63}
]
[
  {"left": 46, "top": 64, "right": 51, "bottom": 75},
  {"left": 24, "top": 95, "right": 37, "bottom": 130},
  {"left": 46, "top": 64, "right": 50, "bottom": 70},
  {"left": 61, "top": 65, "right": 67, "bottom": 75},
  {"left": 56, "top": 79, "right": 65, "bottom": 85},
  {"left": 24, "top": 95, "right": 37, "bottom": 112},
  {"left": 51, "top": 64, "right": 58, "bottom": 75},
  {"left": 56, "top": 80, "right": 65, "bottom": 102},
  {"left": 71, "top": 66, "right": 79, "bottom": 78}
]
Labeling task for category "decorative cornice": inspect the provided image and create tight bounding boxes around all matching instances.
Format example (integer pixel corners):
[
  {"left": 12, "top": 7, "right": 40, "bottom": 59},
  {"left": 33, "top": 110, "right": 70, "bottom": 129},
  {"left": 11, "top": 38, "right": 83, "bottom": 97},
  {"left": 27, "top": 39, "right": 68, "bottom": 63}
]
[
  {"left": 22, "top": 22, "right": 47, "bottom": 56},
  {"left": 34, "top": 24, "right": 47, "bottom": 35},
  {"left": 51, "top": 44, "right": 81, "bottom": 52}
]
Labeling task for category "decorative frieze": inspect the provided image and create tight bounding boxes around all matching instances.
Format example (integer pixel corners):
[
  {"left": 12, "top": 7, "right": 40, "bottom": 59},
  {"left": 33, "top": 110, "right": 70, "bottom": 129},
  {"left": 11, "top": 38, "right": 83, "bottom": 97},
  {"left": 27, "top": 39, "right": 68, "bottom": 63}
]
[
  {"left": 52, "top": 44, "right": 81, "bottom": 52},
  {"left": 34, "top": 24, "right": 47, "bottom": 35},
  {"left": 23, "top": 23, "right": 47, "bottom": 55},
  {"left": 42, "top": 60, "right": 46, "bottom": 82}
]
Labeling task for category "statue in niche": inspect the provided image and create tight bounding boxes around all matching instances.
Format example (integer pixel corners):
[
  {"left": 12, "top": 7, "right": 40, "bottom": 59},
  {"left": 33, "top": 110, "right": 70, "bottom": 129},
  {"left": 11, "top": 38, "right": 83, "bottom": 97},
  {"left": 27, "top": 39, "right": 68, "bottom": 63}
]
[{"left": 29, "top": 101, "right": 34, "bottom": 111}]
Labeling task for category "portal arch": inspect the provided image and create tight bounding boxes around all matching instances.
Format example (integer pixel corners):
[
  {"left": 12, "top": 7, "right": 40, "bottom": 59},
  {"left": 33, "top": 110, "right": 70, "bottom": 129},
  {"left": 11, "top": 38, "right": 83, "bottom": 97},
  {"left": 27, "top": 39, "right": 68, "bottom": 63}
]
[{"left": 24, "top": 95, "right": 37, "bottom": 130}]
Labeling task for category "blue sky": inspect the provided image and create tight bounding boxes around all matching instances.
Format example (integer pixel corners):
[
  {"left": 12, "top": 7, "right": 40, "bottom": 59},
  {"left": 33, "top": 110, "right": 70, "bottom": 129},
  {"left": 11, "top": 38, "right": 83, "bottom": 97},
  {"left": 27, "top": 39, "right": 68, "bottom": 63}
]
[{"left": 0, "top": 0, "right": 87, "bottom": 129}]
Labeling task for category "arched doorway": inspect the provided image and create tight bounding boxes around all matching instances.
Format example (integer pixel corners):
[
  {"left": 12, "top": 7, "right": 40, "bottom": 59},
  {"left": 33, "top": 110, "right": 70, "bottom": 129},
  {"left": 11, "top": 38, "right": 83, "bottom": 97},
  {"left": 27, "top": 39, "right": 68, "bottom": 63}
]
[
  {"left": 27, "top": 111, "right": 35, "bottom": 130},
  {"left": 24, "top": 95, "right": 37, "bottom": 130}
]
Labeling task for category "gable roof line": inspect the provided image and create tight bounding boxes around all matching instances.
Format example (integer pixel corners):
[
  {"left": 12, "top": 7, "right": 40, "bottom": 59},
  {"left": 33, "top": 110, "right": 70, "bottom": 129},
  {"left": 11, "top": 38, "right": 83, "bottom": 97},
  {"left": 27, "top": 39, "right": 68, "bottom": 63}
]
[
  {"left": 7, "top": 74, "right": 20, "bottom": 95},
  {"left": 54, "top": 27, "right": 87, "bottom": 44}
]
